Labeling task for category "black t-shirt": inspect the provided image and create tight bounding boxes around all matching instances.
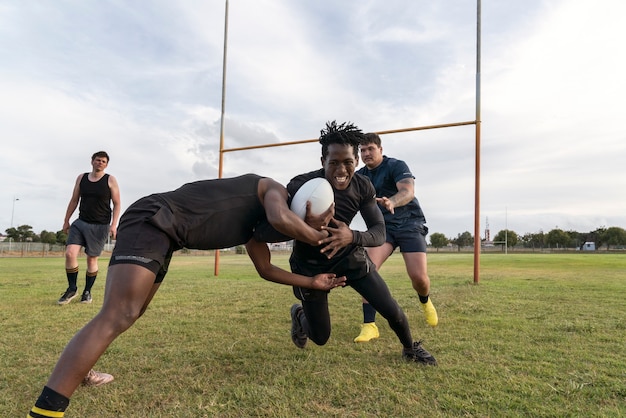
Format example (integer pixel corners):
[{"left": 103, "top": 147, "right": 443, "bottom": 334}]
[
  {"left": 150, "top": 174, "right": 267, "bottom": 250},
  {"left": 287, "top": 169, "right": 385, "bottom": 266}
]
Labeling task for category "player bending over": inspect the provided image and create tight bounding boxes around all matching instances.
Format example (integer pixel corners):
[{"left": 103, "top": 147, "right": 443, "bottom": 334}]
[{"left": 27, "top": 174, "right": 345, "bottom": 418}]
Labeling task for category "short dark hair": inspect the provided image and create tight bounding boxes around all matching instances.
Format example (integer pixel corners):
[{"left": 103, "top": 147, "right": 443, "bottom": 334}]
[
  {"left": 319, "top": 121, "right": 364, "bottom": 159},
  {"left": 91, "top": 151, "right": 110, "bottom": 162},
  {"left": 362, "top": 132, "right": 382, "bottom": 147}
]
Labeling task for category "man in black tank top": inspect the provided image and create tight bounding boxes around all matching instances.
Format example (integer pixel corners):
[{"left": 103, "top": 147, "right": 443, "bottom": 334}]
[
  {"left": 56, "top": 151, "right": 121, "bottom": 388},
  {"left": 28, "top": 174, "right": 347, "bottom": 417},
  {"left": 59, "top": 151, "right": 121, "bottom": 307}
]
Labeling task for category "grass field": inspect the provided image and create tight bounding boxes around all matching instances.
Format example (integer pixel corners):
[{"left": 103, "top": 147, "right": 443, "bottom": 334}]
[{"left": 1, "top": 252, "right": 625, "bottom": 417}]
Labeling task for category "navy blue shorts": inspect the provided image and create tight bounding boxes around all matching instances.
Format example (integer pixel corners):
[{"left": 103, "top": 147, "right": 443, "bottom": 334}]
[{"left": 385, "top": 222, "right": 428, "bottom": 253}]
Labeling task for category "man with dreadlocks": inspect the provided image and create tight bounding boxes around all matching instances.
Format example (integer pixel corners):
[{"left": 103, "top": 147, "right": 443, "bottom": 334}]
[{"left": 276, "top": 121, "right": 437, "bottom": 364}]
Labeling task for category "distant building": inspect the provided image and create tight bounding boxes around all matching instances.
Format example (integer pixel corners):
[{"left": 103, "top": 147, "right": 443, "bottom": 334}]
[{"left": 582, "top": 242, "right": 596, "bottom": 251}]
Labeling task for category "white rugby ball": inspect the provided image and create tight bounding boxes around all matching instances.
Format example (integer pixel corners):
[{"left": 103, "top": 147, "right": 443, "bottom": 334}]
[{"left": 290, "top": 178, "right": 334, "bottom": 219}]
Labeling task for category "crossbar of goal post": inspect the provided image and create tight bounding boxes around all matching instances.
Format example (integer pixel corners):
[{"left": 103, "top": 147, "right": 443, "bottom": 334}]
[
  {"left": 215, "top": 119, "right": 482, "bottom": 282},
  {"left": 214, "top": 0, "right": 482, "bottom": 284}
]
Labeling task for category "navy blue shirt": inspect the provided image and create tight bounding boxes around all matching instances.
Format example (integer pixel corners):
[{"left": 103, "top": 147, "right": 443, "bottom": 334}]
[{"left": 357, "top": 156, "right": 426, "bottom": 228}]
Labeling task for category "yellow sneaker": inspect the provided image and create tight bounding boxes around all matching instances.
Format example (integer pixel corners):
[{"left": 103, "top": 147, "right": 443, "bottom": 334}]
[
  {"left": 421, "top": 299, "right": 438, "bottom": 327},
  {"left": 354, "top": 322, "right": 379, "bottom": 343}
]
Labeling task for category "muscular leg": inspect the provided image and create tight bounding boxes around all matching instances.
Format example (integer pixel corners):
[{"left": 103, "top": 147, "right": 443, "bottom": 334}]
[
  {"left": 361, "top": 243, "right": 394, "bottom": 304},
  {"left": 351, "top": 271, "right": 413, "bottom": 349},
  {"left": 46, "top": 264, "right": 159, "bottom": 398},
  {"left": 353, "top": 244, "right": 394, "bottom": 342},
  {"left": 402, "top": 252, "right": 430, "bottom": 296},
  {"left": 403, "top": 251, "right": 438, "bottom": 327},
  {"left": 64, "top": 244, "right": 81, "bottom": 270},
  {"left": 86, "top": 255, "right": 99, "bottom": 275}
]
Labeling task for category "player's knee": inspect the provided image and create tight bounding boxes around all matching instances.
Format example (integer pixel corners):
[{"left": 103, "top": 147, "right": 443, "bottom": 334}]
[
  {"left": 100, "top": 306, "right": 142, "bottom": 334},
  {"left": 309, "top": 332, "right": 330, "bottom": 346}
]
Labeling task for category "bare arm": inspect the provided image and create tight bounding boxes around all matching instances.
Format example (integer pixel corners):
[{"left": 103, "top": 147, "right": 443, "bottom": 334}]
[
  {"left": 108, "top": 175, "right": 121, "bottom": 239},
  {"left": 62, "top": 174, "right": 83, "bottom": 233},
  {"left": 376, "top": 178, "right": 415, "bottom": 214},
  {"left": 245, "top": 239, "right": 346, "bottom": 290}
]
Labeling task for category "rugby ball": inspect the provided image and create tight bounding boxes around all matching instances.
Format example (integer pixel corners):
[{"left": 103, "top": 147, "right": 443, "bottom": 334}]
[{"left": 290, "top": 178, "right": 334, "bottom": 219}]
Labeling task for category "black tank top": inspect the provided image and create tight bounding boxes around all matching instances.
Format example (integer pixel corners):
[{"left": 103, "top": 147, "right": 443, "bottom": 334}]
[{"left": 79, "top": 173, "right": 112, "bottom": 224}]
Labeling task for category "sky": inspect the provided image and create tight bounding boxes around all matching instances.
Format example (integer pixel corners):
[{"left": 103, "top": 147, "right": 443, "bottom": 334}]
[{"left": 1, "top": 0, "right": 625, "bottom": 240}]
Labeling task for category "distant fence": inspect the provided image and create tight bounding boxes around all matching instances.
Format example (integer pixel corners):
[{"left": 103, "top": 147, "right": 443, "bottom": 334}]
[
  {"left": 1, "top": 241, "right": 622, "bottom": 258},
  {"left": 0, "top": 242, "right": 114, "bottom": 257}
]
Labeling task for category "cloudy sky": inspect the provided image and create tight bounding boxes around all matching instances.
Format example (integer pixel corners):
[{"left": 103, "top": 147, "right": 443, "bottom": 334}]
[{"left": 1, "top": 0, "right": 624, "bottom": 240}]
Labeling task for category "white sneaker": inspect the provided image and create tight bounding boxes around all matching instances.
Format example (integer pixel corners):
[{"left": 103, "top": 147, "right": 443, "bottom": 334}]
[{"left": 82, "top": 369, "right": 114, "bottom": 387}]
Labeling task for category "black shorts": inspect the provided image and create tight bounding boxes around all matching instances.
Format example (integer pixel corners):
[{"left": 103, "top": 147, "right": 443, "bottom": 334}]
[{"left": 109, "top": 197, "right": 175, "bottom": 283}]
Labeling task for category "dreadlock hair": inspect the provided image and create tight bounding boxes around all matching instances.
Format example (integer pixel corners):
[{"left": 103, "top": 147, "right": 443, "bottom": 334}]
[{"left": 319, "top": 121, "right": 365, "bottom": 159}]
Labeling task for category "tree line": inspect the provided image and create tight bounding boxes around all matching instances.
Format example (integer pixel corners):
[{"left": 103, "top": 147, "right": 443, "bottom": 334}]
[
  {"left": 5, "top": 224, "right": 626, "bottom": 251},
  {"left": 429, "top": 226, "right": 626, "bottom": 251},
  {"left": 4, "top": 225, "right": 67, "bottom": 246}
]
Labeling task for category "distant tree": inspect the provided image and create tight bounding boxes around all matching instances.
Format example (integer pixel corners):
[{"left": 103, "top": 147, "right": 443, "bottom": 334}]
[
  {"left": 494, "top": 229, "right": 518, "bottom": 249},
  {"left": 598, "top": 227, "right": 626, "bottom": 250},
  {"left": 56, "top": 230, "right": 68, "bottom": 245},
  {"left": 40, "top": 230, "right": 57, "bottom": 245},
  {"left": 452, "top": 231, "right": 473, "bottom": 252},
  {"left": 521, "top": 231, "right": 545, "bottom": 249},
  {"left": 546, "top": 228, "right": 571, "bottom": 248},
  {"left": 5, "top": 225, "right": 35, "bottom": 242},
  {"left": 429, "top": 233, "right": 449, "bottom": 251},
  {"left": 566, "top": 230, "right": 585, "bottom": 249}
]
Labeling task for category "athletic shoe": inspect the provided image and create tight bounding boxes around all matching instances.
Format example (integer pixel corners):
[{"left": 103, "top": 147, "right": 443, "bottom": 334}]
[
  {"left": 82, "top": 369, "right": 114, "bottom": 387},
  {"left": 421, "top": 299, "right": 439, "bottom": 327},
  {"left": 402, "top": 341, "right": 438, "bottom": 366},
  {"left": 57, "top": 288, "right": 77, "bottom": 305},
  {"left": 80, "top": 290, "right": 92, "bottom": 304},
  {"left": 290, "top": 304, "right": 308, "bottom": 348},
  {"left": 353, "top": 322, "right": 379, "bottom": 343}
]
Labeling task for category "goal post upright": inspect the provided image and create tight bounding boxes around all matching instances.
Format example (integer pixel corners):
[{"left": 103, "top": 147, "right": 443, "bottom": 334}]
[{"left": 474, "top": 0, "right": 482, "bottom": 284}]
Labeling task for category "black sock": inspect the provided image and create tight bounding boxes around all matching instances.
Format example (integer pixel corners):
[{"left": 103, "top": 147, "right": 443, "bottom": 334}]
[
  {"left": 30, "top": 386, "right": 69, "bottom": 417},
  {"left": 84, "top": 270, "right": 98, "bottom": 292},
  {"left": 419, "top": 294, "right": 429, "bottom": 304},
  {"left": 363, "top": 303, "right": 377, "bottom": 323},
  {"left": 65, "top": 267, "right": 78, "bottom": 291}
]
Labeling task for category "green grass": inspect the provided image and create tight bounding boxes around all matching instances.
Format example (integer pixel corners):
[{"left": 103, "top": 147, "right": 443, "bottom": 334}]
[{"left": 2, "top": 253, "right": 625, "bottom": 417}]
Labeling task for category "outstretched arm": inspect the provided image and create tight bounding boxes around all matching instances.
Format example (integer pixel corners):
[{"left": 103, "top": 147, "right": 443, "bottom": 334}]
[
  {"left": 245, "top": 239, "right": 346, "bottom": 290},
  {"left": 376, "top": 177, "right": 415, "bottom": 214},
  {"left": 258, "top": 178, "right": 329, "bottom": 246}
]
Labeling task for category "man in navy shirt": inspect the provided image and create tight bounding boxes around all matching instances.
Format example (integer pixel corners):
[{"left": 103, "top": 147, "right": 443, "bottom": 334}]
[{"left": 353, "top": 132, "right": 438, "bottom": 343}]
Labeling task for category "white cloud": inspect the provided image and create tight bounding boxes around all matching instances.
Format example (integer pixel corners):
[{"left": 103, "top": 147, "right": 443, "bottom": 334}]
[{"left": 1, "top": 0, "right": 624, "bottom": 238}]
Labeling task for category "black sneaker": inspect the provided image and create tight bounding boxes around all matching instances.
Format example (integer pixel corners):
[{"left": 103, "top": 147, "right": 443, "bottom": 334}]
[
  {"left": 80, "top": 290, "right": 92, "bottom": 304},
  {"left": 290, "top": 304, "right": 308, "bottom": 348},
  {"left": 58, "top": 288, "right": 77, "bottom": 305},
  {"left": 402, "top": 341, "right": 438, "bottom": 366}
]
